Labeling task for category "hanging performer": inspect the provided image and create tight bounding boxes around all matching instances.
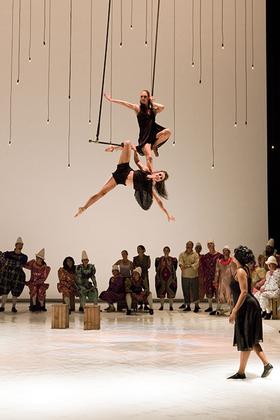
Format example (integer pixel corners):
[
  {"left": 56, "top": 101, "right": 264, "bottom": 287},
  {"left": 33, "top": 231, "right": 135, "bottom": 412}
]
[
  {"left": 25, "top": 248, "right": 51, "bottom": 312},
  {"left": 104, "top": 90, "right": 171, "bottom": 172},
  {"left": 75, "top": 140, "right": 174, "bottom": 221}
]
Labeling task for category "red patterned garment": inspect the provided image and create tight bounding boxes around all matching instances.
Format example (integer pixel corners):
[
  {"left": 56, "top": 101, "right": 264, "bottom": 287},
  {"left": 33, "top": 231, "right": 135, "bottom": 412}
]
[
  {"left": 25, "top": 260, "right": 51, "bottom": 300},
  {"left": 57, "top": 267, "right": 77, "bottom": 298},
  {"left": 201, "top": 252, "right": 222, "bottom": 298},
  {"left": 155, "top": 256, "right": 177, "bottom": 298}
]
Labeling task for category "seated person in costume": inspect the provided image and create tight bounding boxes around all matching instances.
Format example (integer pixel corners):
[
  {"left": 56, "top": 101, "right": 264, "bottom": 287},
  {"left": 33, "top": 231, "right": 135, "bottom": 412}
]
[
  {"left": 254, "top": 256, "right": 280, "bottom": 319},
  {"left": 76, "top": 250, "right": 98, "bottom": 312},
  {"left": 57, "top": 256, "right": 78, "bottom": 314},
  {"left": 25, "top": 248, "right": 51, "bottom": 312},
  {"left": 125, "top": 267, "right": 154, "bottom": 316},
  {"left": 75, "top": 140, "right": 174, "bottom": 221},
  {"left": 99, "top": 265, "right": 125, "bottom": 312},
  {"left": 0, "top": 237, "right": 28, "bottom": 313}
]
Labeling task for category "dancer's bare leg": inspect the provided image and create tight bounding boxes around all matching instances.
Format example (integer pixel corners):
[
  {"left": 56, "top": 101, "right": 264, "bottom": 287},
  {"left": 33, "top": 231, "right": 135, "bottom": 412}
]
[
  {"left": 142, "top": 143, "right": 153, "bottom": 173},
  {"left": 152, "top": 128, "right": 171, "bottom": 156},
  {"left": 75, "top": 141, "right": 132, "bottom": 217},
  {"left": 253, "top": 344, "right": 269, "bottom": 366},
  {"left": 238, "top": 351, "right": 251, "bottom": 374}
]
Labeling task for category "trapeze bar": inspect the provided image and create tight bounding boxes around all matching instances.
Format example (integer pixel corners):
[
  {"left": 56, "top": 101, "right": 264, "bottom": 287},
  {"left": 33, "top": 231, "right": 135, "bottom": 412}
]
[{"left": 88, "top": 139, "right": 121, "bottom": 146}]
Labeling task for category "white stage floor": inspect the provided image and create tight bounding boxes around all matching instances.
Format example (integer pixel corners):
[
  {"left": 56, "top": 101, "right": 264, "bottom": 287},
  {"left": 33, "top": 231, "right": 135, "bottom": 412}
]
[{"left": 0, "top": 303, "right": 279, "bottom": 420}]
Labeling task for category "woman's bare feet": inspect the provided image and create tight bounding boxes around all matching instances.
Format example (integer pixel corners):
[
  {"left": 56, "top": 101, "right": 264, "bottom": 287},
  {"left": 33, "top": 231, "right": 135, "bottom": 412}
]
[{"left": 74, "top": 207, "right": 86, "bottom": 217}]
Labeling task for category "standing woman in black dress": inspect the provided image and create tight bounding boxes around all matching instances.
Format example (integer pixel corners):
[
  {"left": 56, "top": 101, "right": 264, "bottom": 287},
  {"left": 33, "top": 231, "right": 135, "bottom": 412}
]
[
  {"left": 104, "top": 90, "right": 171, "bottom": 172},
  {"left": 228, "top": 245, "right": 273, "bottom": 379}
]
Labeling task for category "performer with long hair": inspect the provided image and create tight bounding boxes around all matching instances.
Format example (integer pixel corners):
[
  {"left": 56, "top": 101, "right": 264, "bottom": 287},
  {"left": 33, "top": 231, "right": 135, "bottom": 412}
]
[
  {"left": 75, "top": 140, "right": 174, "bottom": 221},
  {"left": 104, "top": 90, "right": 171, "bottom": 172}
]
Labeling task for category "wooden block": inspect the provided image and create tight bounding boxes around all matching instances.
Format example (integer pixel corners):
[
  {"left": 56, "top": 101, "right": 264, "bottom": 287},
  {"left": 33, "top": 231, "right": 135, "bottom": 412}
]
[
  {"left": 272, "top": 297, "right": 280, "bottom": 320},
  {"left": 84, "top": 304, "right": 100, "bottom": 330},
  {"left": 51, "top": 304, "right": 69, "bottom": 329}
]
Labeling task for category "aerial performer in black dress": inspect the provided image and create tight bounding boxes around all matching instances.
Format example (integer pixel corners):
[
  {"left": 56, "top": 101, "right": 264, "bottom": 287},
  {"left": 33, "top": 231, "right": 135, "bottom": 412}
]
[
  {"left": 74, "top": 140, "right": 175, "bottom": 221},
  {"left": 104, "top": 90, "right": 171, "bottom": 173},
  {"left": 228, "top": 245, "right": 273, "bottom": 379}
]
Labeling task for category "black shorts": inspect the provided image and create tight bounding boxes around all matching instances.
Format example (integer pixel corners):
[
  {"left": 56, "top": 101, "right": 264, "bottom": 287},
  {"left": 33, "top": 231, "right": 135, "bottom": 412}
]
[{"left": 112, "top": 163, "right": 133, "bottom": 185}]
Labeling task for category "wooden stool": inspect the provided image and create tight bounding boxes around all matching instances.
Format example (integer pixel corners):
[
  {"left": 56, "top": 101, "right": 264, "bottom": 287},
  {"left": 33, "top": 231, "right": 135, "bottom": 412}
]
[
  {"left": 51, "top": 304, "right": 69, "bottom": 329},
  {"left": 272, "top": 297, "right": 280, "bottom": 320},
  {"left": 84, "top": 304, "right": 100, "bottom": 330}
]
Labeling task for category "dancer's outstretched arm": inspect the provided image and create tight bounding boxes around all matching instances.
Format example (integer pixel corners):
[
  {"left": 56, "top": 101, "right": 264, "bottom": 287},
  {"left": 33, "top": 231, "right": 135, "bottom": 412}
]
[
  {"left": 150, "top": 97, "right": 164, "bottom": 113},
  {"left": 104, "top": 93, "right": 139, "bottom": 113},
  {"left": 152, "top": 190, "right": 175, "bottom": 222},
  {"left": 75, "top": 177, "right": 117, "bottom": 217}
]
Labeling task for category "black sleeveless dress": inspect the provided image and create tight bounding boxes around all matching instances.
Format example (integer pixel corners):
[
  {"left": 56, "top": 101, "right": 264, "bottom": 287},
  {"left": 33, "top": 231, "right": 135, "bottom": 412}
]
[
  {"left": 136, "top": 108, "right": 165, "bottom": 155},
  {"left": 230, "top": 268, "right": 263, "bottom": 351}
]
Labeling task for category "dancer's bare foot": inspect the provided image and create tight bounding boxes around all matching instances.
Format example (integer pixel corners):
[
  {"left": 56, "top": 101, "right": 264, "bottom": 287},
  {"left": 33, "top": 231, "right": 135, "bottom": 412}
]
[{"left": 75, "top": 207, "right": 86, "bottom": 217}]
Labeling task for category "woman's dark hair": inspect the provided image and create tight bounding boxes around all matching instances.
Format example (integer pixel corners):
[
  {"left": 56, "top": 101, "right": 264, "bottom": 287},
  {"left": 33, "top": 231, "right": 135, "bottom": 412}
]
[
  {"left": 163, "top": 246, "right": 170, "bottom": 253},
  {"left": 63, "top": 256, "right": 76, "bottom": 273},
  {"left": 139, "top": 89, "right": 153, "bottom": 113},
  {"left": 154, "top": 171, "right": 169, "bottom": 199},
  {"left": 234, "top": 246, "right": 255, "bottom": 266},
  {"left": 137, "top": 245, "right": 146, "bottom": 252}
]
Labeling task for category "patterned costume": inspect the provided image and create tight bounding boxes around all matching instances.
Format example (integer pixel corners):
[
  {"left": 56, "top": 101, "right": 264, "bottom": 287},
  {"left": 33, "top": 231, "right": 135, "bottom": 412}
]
[
  {"left": 125, "top": 275, "right": 150, "bottom": 303},
  {"left": 155, "top": 256, "right": 177, "bottom": 299},
  {"left": 25, "top": 260, "right": 50, "bottom": 301},
  {"left": 201, "top": 252, "right": 222, "bottom": 298},
  {"left": 0, "top": 251, "right": 28, "bottom": 297},
  {"left": 133, "top": 255, "right": 151, "bottom": 290},
  {"left": 215, "top": 257, "right": 236, "bottom": 305},
  {"left": 57, "top": 267, "right": 78, "bottom": 298},
  {"left": 255, "top": 269, "right": 280, "bottom": 314},
  {"left": 76, "top": 263, "right": 98, "bottom": 306},
  {"left": 99, "top": 275, "right": 125, "bottom": 304}
]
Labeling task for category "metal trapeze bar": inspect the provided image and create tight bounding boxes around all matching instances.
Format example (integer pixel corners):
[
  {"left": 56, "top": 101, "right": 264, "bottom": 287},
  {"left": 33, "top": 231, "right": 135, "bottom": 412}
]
[{"left": 88, "top": 139, "right": 121, "bottom": 146}]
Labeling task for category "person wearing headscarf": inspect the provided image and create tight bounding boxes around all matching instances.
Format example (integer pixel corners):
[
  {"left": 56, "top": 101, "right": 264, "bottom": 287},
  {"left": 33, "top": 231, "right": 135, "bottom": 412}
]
[
  {"left": 155, "top": 246, "right": 177, "bottom": 311},
  {"left": 25, "top": 248, "right": 51, "bottom": 312},
  {"left": 125, "top": 267, "right": 154, "bottom": 315},
  {"left": 75, "top": 250, "right": 98, "bottom": 312},
  {"left": 213, "top": 246, "right": 236, "bottom": 315},
  {"left": 57, "top": 256, "right": 78, "bottom": 314},
  {"left": 0, "top": 237, "right": 28, "bottom": 313},
  {"left": 99, "top": 265, "right": 125, "bottom": 312}
]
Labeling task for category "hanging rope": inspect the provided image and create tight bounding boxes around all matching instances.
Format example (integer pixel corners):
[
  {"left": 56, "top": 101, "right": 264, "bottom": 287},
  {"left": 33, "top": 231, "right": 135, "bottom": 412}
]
[
  {"left": 211, "top": 0, "right": 215, "bottom": 168},
  {"left": 234, "top": 0, "right": 237, "bottom": 127},
  {"left": 173, "top": 0, "right": 176, "bottom": 145},
  {"left": 151, "top": 0, "right": 160, "bottom": 96},
  {"left": 109, "top": 0, "right": 113, "bottom": 141},
  {"left": 191, "top": 0, "right": 194, "bottom": 66},
  {"left": 251, "top": 0, "right": 254, "bottom": 69},
  {"left": 199, "top": 0, "right": 202, "bottom": 84},
  {"left": 9, "top": 0, "right": 15, "bottom": 145},
  {"left": 119, "top": 0, "right": 123, "bottom": 47},
  {"left": 150, "top": 0, "right": 153, "bottom": 85},
  {"left": 89, "top": 0, "right": 93, "bottom": 124},
  {"left": 67, "top": 0, "right": 73, "bottom": 167},
  {"left": 90, "top": 0, "right": 119, "bottom": 144},
  {"left": 16, "top": 0, "right": 21, "bottom": 84},
  {"left": 221, "top": 0, "right": 224, "bottom": 48},
  {"left": 130, "top": 0, "right": 133, "bottom": 29},
  {"left": 28, "top": 0, "right": 32, "bottom": 61},
  {"left": 43, "top": 0, "right": 46, "bottom": 46},
  {"left": 47, "top": 0, "right": 52, "bottom": 123},
  {"left": 145, "top": 0, "right": 148, "bottom": 45},
  {"left": 244, "top": 0, "right": 248, "bottom": 125}
]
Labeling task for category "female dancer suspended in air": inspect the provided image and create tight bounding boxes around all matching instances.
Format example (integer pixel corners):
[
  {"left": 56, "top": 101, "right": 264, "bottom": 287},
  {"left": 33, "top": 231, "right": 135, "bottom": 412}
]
[
  {"left": 74, "top": 140, "right": 174, "bottom": 222},
  {"left": 104, "top": 90, "right": 171, "bottom": 172}
]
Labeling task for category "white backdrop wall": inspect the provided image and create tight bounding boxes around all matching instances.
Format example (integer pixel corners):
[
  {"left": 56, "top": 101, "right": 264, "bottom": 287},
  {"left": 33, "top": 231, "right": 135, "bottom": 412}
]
[{"left": 0, "top": 0, "right": 267, "bottom": 299}]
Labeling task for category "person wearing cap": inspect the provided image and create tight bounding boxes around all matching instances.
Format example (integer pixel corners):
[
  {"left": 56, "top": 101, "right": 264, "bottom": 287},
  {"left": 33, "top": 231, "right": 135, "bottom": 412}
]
[
  {"left": 155, "top": 246, "right": 177, "bottom": 311},
  {"left": 125, "top": 267, "right": 154, "bottom": 315},
  {"left": 255, "top": 256, "right": 280, "bottom": 320},
  {"left": 201, "top": 241, "right": 222, "bottom": 313},
  {"left": 25, "top": 248, "right": 51, "bottom": 312},
  {"left": 213, "top": 246, "right": 236, "bottom": 315},
  {"left": 57, "top": 257, "right": 78, "bottom": 314},
  {"left": 99, "top": 265, "right": 125, "bottom": 312},
  {"left": 178, "top": 241, "right": 200, "bottom": 312},
  {"left": 0, "top": 237, "right": 28, "bottom": 313},
  {"left": 264, "top": 238, "right": 280, "bottom": 267},
  {"left": 75, "top": 250, "right": 98, "bottom": 312}
]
